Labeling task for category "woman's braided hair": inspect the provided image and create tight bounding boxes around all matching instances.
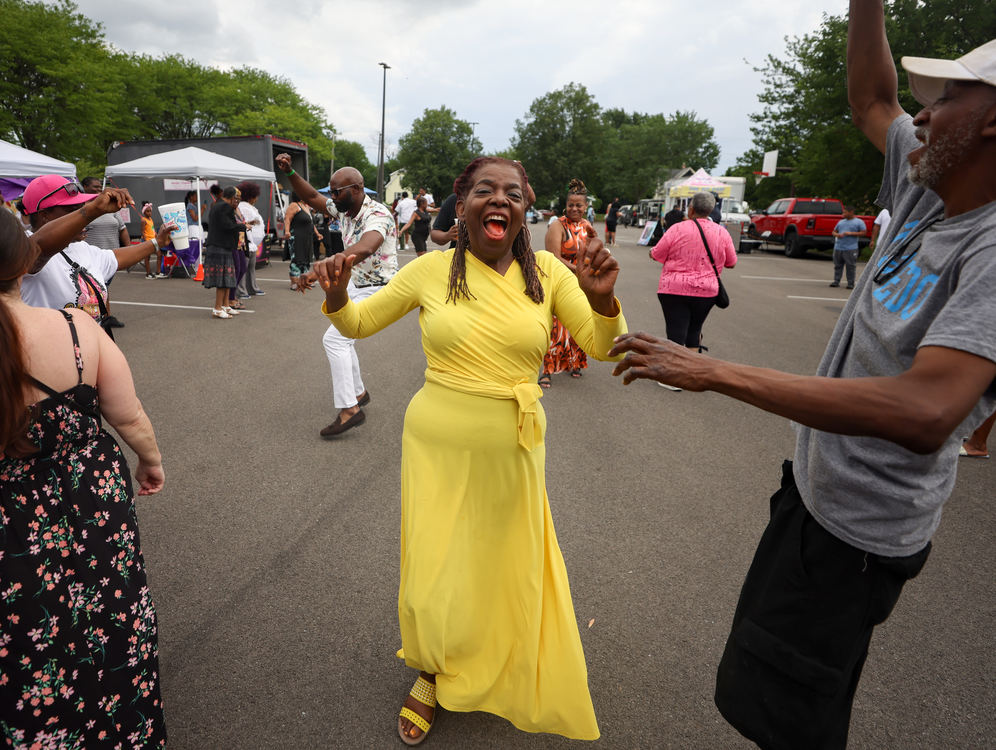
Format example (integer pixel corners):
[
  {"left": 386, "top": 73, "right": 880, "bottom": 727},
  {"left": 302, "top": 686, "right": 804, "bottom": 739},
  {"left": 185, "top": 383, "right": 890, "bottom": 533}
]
[
  {"left": 446, "top": 157, "right": 545, "bottom": 305},
  {"left": 567, "top": 178, "right": 587, "bottom": 196}
]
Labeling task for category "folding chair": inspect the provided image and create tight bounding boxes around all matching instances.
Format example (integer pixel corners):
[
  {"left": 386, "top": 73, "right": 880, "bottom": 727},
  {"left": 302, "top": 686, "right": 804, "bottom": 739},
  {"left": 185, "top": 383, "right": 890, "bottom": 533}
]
[{"left": 163, "top": 237, "right": 199, "bottom": 278}]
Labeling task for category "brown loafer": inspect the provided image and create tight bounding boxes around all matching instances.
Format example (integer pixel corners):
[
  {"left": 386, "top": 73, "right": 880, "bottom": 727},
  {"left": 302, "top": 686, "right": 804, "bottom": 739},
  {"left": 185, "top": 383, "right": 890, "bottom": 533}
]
[
  {"left": 320, "top": 409, "right": 366, "bottom": 438},
  {"left": 357, "top": 391, "right": 371, "bottom": 407}
]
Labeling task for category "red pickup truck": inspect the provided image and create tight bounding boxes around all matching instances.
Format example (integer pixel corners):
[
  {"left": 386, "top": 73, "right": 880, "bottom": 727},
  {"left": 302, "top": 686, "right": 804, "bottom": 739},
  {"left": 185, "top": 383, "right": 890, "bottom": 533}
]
[{"left": 748, "top": 198, "right": 875, "bottom": 258}]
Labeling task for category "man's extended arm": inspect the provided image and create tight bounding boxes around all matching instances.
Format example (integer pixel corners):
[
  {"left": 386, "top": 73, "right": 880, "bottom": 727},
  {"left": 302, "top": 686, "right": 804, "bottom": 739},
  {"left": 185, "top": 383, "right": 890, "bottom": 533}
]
[
  {"left": 610, "top": 334, "right": 996, "bottom": 455},
  {"left": 848, "top": 0, "right": 905, "bottom": 153},
  {"left": 274, "top": 154, "right": 327, "bottom": 213},
  {"left": 112, "top": 221, "right": 174, "bottom": 271}
]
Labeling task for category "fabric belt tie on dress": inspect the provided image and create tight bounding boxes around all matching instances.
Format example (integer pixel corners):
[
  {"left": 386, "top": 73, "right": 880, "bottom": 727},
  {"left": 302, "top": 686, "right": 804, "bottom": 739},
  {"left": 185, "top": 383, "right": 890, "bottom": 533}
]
[{"left": 424, "top": 370, "right": 544, "bottom": 452}]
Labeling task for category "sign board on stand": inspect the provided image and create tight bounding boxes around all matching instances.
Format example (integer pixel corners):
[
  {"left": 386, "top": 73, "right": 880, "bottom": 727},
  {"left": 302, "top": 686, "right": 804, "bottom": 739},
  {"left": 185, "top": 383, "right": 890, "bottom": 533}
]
[{"left": 638, "top": 221, "right": 658, "bottom": 246}]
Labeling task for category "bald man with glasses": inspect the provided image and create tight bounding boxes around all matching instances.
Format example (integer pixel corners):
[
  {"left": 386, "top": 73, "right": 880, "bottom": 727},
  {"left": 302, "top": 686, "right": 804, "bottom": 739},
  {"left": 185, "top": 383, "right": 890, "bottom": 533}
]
[{"left": 276, "top": 155, "right": 398, "bottom": 437}]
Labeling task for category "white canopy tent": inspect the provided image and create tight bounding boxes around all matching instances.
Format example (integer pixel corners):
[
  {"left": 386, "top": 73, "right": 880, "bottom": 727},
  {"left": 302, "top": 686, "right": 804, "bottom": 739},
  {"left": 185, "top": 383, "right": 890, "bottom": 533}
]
[
  {"left": 0, "top": 139, "right": 76, "bottom": 178},
  {"left": 105, "top": 146, "right": 278, "bottom": 262},
  {"left": 104, "top": 146, "right": 276, "bottom": 183}
]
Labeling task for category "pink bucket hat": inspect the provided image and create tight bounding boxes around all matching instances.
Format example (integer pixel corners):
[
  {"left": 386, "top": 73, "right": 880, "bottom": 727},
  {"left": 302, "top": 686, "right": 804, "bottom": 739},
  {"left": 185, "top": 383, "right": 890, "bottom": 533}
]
[
  {"left": 902, "top": 38, "right": 996, "bottom": 106},
  {"left": 21, "top": 175, "right": 98, "bottom": 214}
]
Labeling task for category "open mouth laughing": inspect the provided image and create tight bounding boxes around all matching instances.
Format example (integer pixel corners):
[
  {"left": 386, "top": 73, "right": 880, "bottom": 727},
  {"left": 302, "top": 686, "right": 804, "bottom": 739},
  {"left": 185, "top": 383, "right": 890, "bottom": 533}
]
[{"left": 483, "top": 212, "right": 509, "bottom": 241}]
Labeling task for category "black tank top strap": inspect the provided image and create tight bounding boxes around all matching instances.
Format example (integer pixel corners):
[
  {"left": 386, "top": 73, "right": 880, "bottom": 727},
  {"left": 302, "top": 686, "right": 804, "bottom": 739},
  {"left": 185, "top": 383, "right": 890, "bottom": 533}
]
[{"left": 58, "top": 309, "right": 85, "bottom": 385}]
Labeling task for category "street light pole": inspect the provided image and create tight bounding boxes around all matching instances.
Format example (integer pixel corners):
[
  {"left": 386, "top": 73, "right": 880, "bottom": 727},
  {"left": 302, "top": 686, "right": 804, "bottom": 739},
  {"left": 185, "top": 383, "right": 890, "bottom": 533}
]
[
  {"left": 377, "top": 62, "right": 391, "bottom": 203},
  {"left": 468, "top": 121, "right": 479, "bottom": 154}
]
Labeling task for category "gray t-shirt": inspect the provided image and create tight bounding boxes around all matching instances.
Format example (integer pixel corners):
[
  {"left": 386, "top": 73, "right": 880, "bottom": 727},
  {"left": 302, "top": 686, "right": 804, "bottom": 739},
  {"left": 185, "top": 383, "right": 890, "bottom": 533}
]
[
  {"left": 793, "top": 114, "right": 996, "bottom": 557},
  {"left": 84, "top": 211, "right": 125, "bottom": 250}
]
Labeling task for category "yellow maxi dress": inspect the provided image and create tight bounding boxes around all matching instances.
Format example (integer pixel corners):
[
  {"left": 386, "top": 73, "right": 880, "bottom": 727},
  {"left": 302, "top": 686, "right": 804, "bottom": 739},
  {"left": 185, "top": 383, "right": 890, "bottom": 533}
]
[{"left": 324, "top": 249, "right": 626, "bottom": 740}]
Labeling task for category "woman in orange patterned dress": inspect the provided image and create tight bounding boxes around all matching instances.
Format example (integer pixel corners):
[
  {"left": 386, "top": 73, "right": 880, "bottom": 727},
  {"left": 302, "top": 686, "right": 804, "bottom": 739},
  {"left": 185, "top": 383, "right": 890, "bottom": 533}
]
[{"left": 539, "top": 179, "right": 597, "bottom": 387}]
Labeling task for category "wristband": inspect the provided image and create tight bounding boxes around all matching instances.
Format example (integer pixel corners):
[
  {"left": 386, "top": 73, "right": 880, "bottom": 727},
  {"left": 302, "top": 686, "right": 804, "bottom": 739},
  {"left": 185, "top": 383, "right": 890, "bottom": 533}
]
[
  {"left": 150, "top": 236, "right": 159, "bottom": 252},
  {"left": 287, "top": 168, "right": 296, "bottom": 176}
]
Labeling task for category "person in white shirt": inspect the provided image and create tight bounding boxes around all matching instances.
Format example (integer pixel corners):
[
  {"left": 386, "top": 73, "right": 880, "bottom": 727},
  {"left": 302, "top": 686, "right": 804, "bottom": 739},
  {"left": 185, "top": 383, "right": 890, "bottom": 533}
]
[
  {"left": 276, "top": 155, "right": 398, "bottom": 437},
  {"left": 20, "top": 176, "right": 172, "bottom": 327},
  {"left": 395, "top": 192, "right": 417, "bottom": 251},
  {"left": 869, "top": 207, "right": 892, "bottom": 250},
  {"left": 236, "top": 181, "right": 266, "bottom": 297}
]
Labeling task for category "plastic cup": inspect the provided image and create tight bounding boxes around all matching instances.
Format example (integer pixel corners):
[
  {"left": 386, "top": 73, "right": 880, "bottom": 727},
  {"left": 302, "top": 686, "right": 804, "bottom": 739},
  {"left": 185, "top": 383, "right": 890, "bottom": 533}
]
[{"left": 157, "top": 203, "right": 189, "bottom": 249}]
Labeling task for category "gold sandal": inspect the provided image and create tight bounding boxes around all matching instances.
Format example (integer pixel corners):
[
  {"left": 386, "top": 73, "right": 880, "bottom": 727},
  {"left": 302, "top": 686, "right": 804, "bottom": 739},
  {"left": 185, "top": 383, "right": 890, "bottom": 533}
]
[{"left": 398, "top": 675, "right": 436, "bottom": 746}]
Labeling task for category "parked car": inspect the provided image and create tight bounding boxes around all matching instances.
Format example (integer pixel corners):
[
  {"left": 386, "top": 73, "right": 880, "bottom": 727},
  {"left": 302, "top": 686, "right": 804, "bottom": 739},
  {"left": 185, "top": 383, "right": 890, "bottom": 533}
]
[
  {"left": 526, "top": 207, "right": 539, "bottom": 224},
  {"left": 748, "top": 198, "right": 874, "bottom": 258}
]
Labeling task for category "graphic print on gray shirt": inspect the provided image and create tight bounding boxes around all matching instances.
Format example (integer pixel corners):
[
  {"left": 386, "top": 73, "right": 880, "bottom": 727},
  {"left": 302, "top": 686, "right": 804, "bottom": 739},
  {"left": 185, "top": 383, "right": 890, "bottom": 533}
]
[{"left": 793, "top": 113, "right": 996, "bottom": 557}]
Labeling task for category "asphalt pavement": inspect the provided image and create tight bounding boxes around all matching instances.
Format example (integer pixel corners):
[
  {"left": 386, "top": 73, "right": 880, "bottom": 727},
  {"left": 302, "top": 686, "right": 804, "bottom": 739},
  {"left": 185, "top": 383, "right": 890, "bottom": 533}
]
[{"left": 106, "top": 223, "right": 993, "bottom": 749}]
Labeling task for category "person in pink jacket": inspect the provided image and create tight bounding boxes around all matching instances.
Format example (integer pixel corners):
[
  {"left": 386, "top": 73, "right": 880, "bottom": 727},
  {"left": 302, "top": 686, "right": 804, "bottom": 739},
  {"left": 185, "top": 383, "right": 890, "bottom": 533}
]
[{"left": 650, "top": 191, "right": 737, "bottom": 352}]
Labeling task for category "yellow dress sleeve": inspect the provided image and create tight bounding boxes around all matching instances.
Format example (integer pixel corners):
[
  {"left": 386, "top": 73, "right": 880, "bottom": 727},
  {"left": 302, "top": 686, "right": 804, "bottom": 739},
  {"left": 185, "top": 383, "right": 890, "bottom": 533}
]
[
  {"left": 322, "top": 253, "right": 427, "bottom": 338},
  {"left": 545, "top": 255, "right": 627, "bottom": 361}
]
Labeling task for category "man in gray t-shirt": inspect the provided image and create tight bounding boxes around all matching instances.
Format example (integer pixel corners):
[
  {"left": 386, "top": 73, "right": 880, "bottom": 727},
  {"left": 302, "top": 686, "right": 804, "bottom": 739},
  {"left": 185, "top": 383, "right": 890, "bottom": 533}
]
[
  {"left": 609, "top": 7, "right": 996, "bottom": 747},
  {"left": 80, "top": 177, "right": 129, "bottom": 252}
]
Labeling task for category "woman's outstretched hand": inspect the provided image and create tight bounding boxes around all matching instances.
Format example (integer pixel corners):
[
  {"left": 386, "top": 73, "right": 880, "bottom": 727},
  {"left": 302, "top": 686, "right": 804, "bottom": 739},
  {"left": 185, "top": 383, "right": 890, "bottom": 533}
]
[
  {"left": 312, "top": 253, "right": 357, "bottom": 311},
  {"left": 575, "top": 237, "right": 619, "bottom": 317},
  {"left": 609, "top": 332, "right": 711, "bottom": 390}
]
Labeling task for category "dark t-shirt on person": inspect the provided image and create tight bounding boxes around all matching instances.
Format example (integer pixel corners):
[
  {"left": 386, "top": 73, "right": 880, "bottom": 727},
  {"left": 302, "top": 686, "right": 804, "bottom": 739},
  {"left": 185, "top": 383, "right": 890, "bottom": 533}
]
[{"left": 432, "top": 193, "right": 458, "bottom": 248}]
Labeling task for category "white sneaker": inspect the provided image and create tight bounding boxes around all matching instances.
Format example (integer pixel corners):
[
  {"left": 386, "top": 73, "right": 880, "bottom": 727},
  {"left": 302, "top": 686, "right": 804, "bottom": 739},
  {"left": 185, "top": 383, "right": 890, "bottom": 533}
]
[
  {"left": 145, "top": 273, "right": 155, "bottom": 279},
  {"left": 221, "top": 306, "right": 240, "bottom": 316},
  {"left": 212, "top": 308, "right": 232, "bottom": 319},
  {"left": 155, "top": 272, "right": 169, "bottom": 279},
  {"left": 657, "top": 382, "right": 682, "bottom": 391}
]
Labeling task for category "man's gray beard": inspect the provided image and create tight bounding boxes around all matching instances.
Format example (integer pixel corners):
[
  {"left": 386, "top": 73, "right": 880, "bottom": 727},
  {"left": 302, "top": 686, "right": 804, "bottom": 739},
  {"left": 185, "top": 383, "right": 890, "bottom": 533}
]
[{"left": 908, "top": 114, "right": 981, "bottom": 190}]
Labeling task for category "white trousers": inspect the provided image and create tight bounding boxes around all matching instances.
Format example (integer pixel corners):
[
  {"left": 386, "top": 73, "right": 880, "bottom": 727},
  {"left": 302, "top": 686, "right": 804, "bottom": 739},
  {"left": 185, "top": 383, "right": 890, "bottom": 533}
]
[{"left": 322, "top": 282, "right": 382, "bottom": 409}]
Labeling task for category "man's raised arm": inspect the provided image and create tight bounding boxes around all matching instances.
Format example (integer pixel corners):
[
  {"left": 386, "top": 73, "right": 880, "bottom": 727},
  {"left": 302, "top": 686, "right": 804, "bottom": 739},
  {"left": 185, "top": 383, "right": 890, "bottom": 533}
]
[
  {"left": 274, "top": 153, "right": 327, "bottom": 213},
  {"left": 848, "top": 0, "right": 905, "bottom": 153}
]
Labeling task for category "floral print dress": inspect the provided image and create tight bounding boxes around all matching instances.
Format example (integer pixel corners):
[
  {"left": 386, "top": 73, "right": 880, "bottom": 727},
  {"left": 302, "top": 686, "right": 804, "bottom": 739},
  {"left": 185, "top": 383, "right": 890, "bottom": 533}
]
[
  {"left": 0, "top": 311, "right": 166, "bottom": 749},
  {"left": 542, "top": 216, "right": 592, "bottom": 376}
]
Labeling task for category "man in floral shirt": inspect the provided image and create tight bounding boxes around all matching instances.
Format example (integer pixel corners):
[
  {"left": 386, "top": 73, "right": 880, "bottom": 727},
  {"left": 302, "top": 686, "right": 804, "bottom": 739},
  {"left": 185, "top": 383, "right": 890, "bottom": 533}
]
[{"left": 276, "top": 156, "right": 398, "bottom": 436}]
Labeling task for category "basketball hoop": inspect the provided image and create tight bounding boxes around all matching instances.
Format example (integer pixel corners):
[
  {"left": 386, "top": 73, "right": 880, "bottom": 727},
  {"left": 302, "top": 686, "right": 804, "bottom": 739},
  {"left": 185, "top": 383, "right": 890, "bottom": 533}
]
[{"left": 752, "top": 171, "right": 769, "bottom": 185}]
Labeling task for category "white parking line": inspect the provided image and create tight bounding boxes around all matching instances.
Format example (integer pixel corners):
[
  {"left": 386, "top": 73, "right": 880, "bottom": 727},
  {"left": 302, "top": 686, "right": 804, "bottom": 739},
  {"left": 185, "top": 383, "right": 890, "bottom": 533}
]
[
  {"left": 110, "top": 301, "right": 256, "bottom": 313},
  {"left": 742, "top": 275, "right": 834, "bottom": 282},
  {"left": 787, "top": 296, "right": 848, "bottom": 302}
]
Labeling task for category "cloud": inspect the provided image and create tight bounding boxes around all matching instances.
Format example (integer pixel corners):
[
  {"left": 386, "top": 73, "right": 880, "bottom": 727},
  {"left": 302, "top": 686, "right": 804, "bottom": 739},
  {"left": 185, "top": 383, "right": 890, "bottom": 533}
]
[{"left": 77, "top": 0, "right": 851, "bottom": 171}]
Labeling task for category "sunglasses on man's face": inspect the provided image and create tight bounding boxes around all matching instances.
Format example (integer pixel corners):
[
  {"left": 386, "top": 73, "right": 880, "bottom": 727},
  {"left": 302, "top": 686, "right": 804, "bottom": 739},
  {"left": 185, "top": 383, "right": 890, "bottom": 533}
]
[
  {"left": 328, "top": 183, "right": 359, "bottom": 197},
  {"left": 37, "top": 181, "right": 83, "bottom": 211}
]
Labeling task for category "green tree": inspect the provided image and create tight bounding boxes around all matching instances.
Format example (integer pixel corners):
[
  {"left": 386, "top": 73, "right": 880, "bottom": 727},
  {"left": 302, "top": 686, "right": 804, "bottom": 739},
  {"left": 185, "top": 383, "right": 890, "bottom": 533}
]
[
  {"left": 600, "top": 110, "right": 719, "bottom": 204},
  {"left": 736, "top": 0, "right": 996, "bottom": 209},
  {"left": 512, "top": 83, "right": 604, "bottom": 208},
  {"left": 396, "top": 106, "right": 481, "bottom": 199},
  {"left": 0, "top": 0, "right": 121, "bottom": 164},
  {"left": 331, "top": 139, "right": 376, "bottom": 188}
]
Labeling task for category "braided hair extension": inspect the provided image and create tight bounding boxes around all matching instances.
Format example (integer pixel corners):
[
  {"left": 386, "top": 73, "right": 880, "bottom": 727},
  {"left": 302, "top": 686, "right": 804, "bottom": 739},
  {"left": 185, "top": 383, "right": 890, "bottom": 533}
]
[{"left": 446, "top": 157, "right": 546, "bottom": 305}]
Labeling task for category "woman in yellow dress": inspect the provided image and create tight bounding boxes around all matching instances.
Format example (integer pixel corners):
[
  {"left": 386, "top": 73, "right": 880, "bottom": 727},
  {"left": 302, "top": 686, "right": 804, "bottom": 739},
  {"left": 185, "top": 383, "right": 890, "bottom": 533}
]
[{"left": 313, "top": 157, "right": 626, "bottom": 744}]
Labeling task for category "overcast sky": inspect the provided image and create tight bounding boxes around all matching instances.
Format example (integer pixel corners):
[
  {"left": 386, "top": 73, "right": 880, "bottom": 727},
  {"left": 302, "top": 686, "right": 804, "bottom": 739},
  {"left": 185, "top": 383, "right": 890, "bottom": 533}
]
[{"left": 76, "top": 0, "right": 851, "bottom": 173}]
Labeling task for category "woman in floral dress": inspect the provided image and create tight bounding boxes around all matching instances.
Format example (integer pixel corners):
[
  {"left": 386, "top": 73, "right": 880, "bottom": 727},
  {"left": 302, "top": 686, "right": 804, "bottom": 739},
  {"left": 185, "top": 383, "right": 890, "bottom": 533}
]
[
  {"left": 539, "top": 178, "right": 598, "bottom": 387},
  {"left": 0, "top": 207, "right": 167, "bottom": 748}
]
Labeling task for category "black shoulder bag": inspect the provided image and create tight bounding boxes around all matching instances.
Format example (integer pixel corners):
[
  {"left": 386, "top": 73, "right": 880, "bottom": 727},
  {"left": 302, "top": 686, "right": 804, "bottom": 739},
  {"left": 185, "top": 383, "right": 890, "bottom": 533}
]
[
  {"left": 692, "top": 219, "right": 730, "bottom": 309},
  {"left": 59, "top": 251, "right": 115, "bottom": 340}
]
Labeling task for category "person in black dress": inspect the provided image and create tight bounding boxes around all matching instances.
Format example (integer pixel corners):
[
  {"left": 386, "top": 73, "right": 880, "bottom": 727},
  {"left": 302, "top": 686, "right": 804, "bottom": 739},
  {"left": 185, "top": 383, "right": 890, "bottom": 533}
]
[
  {"left": 202, "top": 186, "right": 247, "bottom": 318},
  {"left": 284, "top": 193, "right": 322, "bottom": 291},
  {"left": 0, "top": 208, "right": 167, "bottom": 747},
  {"left": 401, "top": 196, "right": 432, "bottom": 256}
]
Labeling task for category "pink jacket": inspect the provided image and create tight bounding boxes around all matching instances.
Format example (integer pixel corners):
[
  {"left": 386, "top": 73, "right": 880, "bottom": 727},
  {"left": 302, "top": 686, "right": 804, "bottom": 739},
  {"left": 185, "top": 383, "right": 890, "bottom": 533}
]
[{"left": 650, "top": 219, "right": 737, "bottom": 296}]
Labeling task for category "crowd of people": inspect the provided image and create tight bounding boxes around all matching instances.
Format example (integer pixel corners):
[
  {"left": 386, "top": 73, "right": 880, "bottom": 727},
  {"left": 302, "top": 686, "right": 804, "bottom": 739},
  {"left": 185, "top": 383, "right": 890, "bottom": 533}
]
[{"left": 1, "top": 6, "right": 995, "bottom": 748}]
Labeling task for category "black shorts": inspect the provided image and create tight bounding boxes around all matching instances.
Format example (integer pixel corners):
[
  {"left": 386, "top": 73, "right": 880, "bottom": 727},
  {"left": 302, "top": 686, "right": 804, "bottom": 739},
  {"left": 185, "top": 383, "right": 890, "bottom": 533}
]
[
  {"left": 714, "top": 461, "right": 930, "bottom": 750},
  {"left": 605, "top": 219, "right": 617, "bottom": 232}
]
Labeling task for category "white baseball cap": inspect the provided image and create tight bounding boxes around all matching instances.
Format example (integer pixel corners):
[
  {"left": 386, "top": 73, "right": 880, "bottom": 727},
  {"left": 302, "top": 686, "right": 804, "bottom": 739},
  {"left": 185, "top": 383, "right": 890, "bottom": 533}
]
[{"left": 901, "top": 39, "right": 996, "bottom": 106}]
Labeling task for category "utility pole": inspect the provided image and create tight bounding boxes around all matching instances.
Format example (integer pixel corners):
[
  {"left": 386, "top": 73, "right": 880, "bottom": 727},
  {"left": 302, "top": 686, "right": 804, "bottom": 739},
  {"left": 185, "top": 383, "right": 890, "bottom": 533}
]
[
  {"left": 377, "top": 62, "right": 391, "bottom": 202},
  {"left": 468, "top": 121, "right": 479, "bottom": 154}
]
